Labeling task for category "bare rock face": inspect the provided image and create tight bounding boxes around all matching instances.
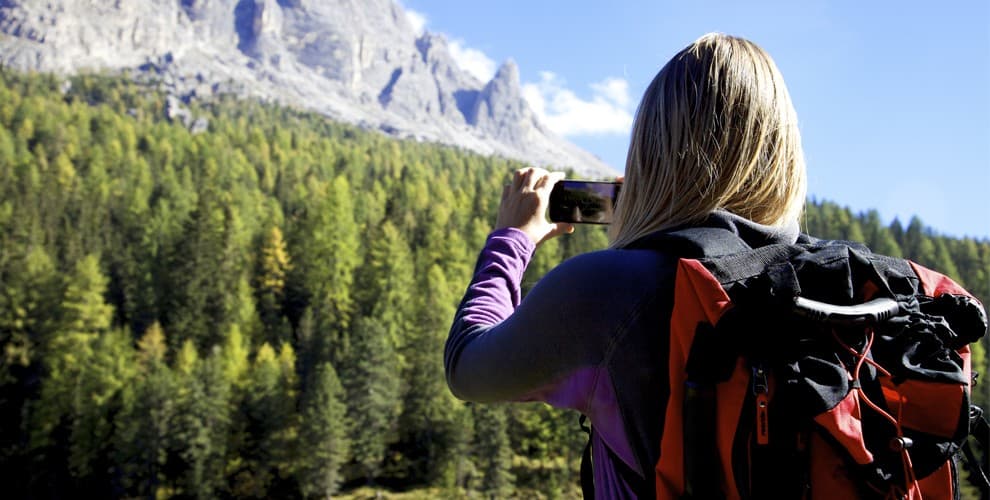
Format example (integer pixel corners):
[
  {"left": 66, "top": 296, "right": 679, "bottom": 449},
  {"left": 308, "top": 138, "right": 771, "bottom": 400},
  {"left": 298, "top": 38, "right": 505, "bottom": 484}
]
[
  {"left": 472, "top": 60, "right": 537, "bottom": 144},
  {"left": 0, "top": 0, "right": 617, "bottom": 177}
]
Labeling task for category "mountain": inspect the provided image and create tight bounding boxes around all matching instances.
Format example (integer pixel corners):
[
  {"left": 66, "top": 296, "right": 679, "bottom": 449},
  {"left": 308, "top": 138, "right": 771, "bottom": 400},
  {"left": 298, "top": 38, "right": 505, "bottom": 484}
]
[{"left": 0, "top": 0, "right": 616, "bottom": 178}]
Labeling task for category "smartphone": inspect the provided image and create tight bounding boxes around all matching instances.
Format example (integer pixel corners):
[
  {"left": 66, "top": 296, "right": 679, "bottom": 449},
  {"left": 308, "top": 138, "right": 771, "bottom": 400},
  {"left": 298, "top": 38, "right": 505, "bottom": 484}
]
[{"left": 548, "top": 180, "right": 621, "bottom": 224}]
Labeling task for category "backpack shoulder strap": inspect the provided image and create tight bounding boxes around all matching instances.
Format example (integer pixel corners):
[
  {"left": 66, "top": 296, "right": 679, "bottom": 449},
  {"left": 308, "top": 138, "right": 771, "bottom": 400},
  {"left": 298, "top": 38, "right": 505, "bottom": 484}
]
[
  {"left": 625, "top": 226, "right": 753, "bottom": 258},
  {"left": 580, "top": 226, "right": 754, "bottom": 498}
]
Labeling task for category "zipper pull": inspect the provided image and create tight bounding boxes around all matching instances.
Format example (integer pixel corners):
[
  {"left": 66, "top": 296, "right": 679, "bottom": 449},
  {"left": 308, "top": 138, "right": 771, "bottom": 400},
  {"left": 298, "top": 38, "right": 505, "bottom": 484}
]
[{"left": 752, "top": 365, "right": 770, "bottom": 445}]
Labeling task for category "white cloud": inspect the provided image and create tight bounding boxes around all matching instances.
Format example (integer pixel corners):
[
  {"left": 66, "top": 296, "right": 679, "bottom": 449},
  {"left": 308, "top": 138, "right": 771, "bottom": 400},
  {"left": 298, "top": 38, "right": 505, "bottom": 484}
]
[
  {"left": 448, "top": 39, "right": 497, "bottom": 82},
  {"left": 400, "top": 4, "right": 494, "bottom": 82},
  {"left": 590, "top": 78, "right": 631, "bottom": 109},
  {"left": 399, "top": 4, "right": 631, "bottom": 137},
  {"left": 522, "top": 72, "right": 634, "bottom": 137},
  {"left": 404, "top": 8, "right": 427, "bottom": 36}
]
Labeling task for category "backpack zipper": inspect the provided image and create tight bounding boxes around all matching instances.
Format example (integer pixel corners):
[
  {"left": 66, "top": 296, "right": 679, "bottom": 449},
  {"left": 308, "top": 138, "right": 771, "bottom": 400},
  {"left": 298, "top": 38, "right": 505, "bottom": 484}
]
[{"left": 752, "top": 364, "right": 770, "bottom": 446}]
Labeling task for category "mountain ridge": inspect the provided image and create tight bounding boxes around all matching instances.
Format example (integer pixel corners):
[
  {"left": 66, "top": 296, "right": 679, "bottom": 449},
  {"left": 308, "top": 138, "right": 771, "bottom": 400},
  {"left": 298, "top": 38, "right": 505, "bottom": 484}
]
[{"left": 0, "top": 0, "right": 617, "bottom": 178}]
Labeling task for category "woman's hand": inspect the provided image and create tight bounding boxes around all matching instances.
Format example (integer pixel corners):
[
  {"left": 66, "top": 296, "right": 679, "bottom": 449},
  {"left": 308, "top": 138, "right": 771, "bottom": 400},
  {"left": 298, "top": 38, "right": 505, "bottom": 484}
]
[{"left": 495, "top": 167, "right": 574, "bottom": 246}]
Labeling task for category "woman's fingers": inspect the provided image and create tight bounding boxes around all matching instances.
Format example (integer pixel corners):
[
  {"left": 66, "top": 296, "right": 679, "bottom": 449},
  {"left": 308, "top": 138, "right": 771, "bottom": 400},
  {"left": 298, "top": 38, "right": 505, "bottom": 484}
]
[
  {"left": 548, "top": 222, "right": 575, "bottom": 239},
  {"left": 539, "top": 171, "right": 565, "bottom": 192},
  {"left": 495, "top": 167, "right": 571, "bottom": 246},
  {"left": 513, "top": 167, "right": 538, "bottom": 191}
]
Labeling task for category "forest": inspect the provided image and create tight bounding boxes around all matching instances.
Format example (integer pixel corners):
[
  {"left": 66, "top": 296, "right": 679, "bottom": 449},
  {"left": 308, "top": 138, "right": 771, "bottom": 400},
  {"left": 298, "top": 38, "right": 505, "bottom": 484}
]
[{"left": 0, "top": 70, "right": 987, "bottom": 499}]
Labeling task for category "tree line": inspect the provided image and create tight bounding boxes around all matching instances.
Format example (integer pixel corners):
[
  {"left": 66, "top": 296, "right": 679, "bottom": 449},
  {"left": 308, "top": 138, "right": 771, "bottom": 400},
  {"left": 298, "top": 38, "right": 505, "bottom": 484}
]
[{"left": 0, "top": 70, "right": 986, "bottom": 498}]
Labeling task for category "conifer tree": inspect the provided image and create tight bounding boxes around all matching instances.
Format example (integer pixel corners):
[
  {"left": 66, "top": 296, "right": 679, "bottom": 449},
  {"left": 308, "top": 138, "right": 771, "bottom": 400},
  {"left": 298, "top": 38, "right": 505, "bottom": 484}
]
[
  {"left": 357, "top": 221, "right": 415, "bottom": 356},
  {"left": 229, "top": 342, "right": 299, "bottom": 497},
  {"left": 0, "top": 247, "right": 58, "bottom": 383},
  {"left": 0, "top": 247, "right": 60, "bottom": 496},
  {"left": 160, "top": 199, "right": 224, "bottom": 349},
  {"left": 232, "top": 274, "right": 264, "bottom": 347},
  {"left": 472, "top": 404, "right": 515, "bottom": 498},
  {"left": 286, "top": 175, "right": 361, "bottom": 364},
  {"left": 33, "top": 254, "right": 115, "bottom": 454},
  {"left": 66, "top": 327, "right": 137, "bottom": 496},
  {"left": 903, "top": 216, "right": 937, "bottom": 264},
  {"left": 930, "top": 237, "right": 962, "bottom": 282},
  {"left": 115, "top": 322, "right": 175, "bottom": 497},
  {"left": 861, "top": 210, "right": 903, "bottom": 257},
  {"left": 222, "top": 324, "right": 251, "bottom": 391},
  {"left": 398, "top": 265, "right": 460, "bottom": 484},
  {"left": 297, "top": 361, "right": 349, "bottom": 498},
  {"left": 256, "top": 226, "right": 292, "bottom": 345},
  {"left": 889, "top": 218, "right": 905, "bottom": 247},
  {"left": 342, "top": 316, "right": 402, "bottom": 483},
  {"left": 170, "top": 345, "right": 232, "bottom": 499},
  {"left": 953, "top": 238, "right": 988, "bottom": 297}
]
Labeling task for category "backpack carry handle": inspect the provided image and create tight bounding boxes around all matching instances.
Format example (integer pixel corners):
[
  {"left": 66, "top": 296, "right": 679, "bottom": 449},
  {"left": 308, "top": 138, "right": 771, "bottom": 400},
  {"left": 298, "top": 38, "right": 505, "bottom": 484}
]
[{"left": 792, "top": 296, "right": 901, "bottom": 326}]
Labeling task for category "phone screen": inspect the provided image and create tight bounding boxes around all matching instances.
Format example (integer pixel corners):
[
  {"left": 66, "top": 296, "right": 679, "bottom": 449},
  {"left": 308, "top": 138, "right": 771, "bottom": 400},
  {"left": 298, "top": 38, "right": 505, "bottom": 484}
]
[{"left": 548, "top": 180, "right": 621, "bottom": 224}]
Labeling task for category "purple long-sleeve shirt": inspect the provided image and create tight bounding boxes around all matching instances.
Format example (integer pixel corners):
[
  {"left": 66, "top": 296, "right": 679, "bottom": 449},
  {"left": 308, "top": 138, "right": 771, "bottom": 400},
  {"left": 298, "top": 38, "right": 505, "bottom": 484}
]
[{"left": 446, "top": 212, "right": 798, "bottom": 498}]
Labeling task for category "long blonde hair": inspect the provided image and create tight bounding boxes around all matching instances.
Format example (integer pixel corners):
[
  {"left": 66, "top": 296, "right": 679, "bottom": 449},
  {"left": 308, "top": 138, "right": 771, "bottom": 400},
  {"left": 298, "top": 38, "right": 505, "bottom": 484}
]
[{"left": 609, "top": 33, "right": 807, "bottom": 247}]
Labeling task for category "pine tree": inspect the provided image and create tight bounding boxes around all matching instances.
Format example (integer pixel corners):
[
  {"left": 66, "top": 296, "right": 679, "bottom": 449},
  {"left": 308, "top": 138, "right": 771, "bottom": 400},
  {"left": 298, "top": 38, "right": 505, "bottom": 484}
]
[
  {"left": 256, "top": 226, "right": 292, "bottom": 345},
  {"left": 232, "top": 274, "right": 264, "bottom": 347},
  {"left": 33, "top": 254, "right": 115, "bottom": 457},
  {"left": 342, "top": 316, "right": 402, "bottom": 483},
  {"left": 66, "top": 327, "right": 137, "bottom": 496},
  {"left": 930, "top": 237, "right": 962, "bottom": 282},
  {"left": 0, "top": 247, "right": 59, "bottom": 382},
  {"left": 230, "top": 342, "right": 299, "bottom": 497},
  {"left": 115, "top": 322, "right": 175, "bottom": 497},
  {"left": 861, "top": 210, "right": 902, "bottom": 257},
  {"left": 170, "top": 345, "right": 232, "bottom": 499},
  {"left": 472, "top": 404, "right": 514, "bottom": 498},
  {"left": 0, "top": 247, "right": 60, "bottom": 497},
  {"left": 398, "top": 264, "right": 461, "bottom": 484},
  {"left": 356, "top": 221, "right": 415, "bottom": 357},
  {"left": 903, "top": 216, "right": 937, "bottom": 264},
  {"left": 222, "top": 324, "right": 251, "bottom": 391},
  {"left": 889, "top": 217, "right": 905, "bottom": 248},
  {"left": 286, "top": 175, "right": 361, "bottom": 365},
  {"left": 160, "top": 184, "right": 239, "bottom": 350},
  {"left": 296, "top": 362, "right": 349, "bottom": 498}
]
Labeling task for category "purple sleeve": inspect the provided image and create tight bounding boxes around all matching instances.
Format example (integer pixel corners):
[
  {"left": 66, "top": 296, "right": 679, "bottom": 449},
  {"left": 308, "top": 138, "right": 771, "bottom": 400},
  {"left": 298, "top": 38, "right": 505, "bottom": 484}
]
[
  {"left": 457, "top": 227, "right": 535, "bottom": 328},
  {"left": 444, "top": 227, "right": 544, "bottom": 402}
]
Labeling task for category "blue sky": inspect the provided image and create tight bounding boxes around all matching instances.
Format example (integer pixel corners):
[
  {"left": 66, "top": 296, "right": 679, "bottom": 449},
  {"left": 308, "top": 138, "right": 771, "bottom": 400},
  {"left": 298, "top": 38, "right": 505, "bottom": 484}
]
[{"left": 401, "top": 0, "right": 990, "bottom": 239}]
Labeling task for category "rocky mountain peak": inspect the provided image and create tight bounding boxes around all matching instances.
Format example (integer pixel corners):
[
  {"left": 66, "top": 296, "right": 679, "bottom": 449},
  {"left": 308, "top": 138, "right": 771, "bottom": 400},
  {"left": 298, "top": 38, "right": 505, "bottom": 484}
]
[
  {"left": 472, "top": 59, "right": 538, "bottom": 144},
  {"left": 0, "top": 0, "right": 616, "bottom": 178},
  {"left": 492, "top": 59, "right": 520, "bottom": 86}
]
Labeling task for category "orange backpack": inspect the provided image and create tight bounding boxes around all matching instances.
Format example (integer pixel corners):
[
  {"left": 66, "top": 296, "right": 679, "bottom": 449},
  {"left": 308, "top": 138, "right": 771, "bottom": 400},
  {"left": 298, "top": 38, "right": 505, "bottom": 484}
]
[{"left": 653, "top": 229, "right": 988, "bottom": 499}]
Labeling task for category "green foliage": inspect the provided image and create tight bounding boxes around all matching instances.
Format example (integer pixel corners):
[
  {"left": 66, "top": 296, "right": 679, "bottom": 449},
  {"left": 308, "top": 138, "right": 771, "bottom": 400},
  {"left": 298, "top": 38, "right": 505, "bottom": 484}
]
[
  {"left": 471, "top": 404, "right": 515, "bottom": 498},
  {"left": 170, "top": 346, "right": 232, "bottom": 499},
  {"left": 0, "top": 70, "right": 985, "bottom": 498},
  {"left": 342, "top": 316, "right": 402, "bottom": 483},
  {"left": 297, "top": 362, "right": 350, "bottom": 498},
  {"left": 115, "top": 323, "right": 175, "bottom": 497}
]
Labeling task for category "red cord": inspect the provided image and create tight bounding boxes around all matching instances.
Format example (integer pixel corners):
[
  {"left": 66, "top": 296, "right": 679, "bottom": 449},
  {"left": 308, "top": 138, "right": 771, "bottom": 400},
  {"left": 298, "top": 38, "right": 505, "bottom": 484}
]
[
  {"left": 832, "top": 328, "right": 920, "bottom": 498},
  {"left": 831, "top": 329, "right": 892, "bottom": 377}
]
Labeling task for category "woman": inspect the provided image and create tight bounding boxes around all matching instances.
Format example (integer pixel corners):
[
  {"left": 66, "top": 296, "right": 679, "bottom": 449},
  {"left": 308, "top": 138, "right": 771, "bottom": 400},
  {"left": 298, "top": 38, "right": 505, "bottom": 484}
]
[{"left": 445, "top": 33, "right": 807, "bottom": 498}]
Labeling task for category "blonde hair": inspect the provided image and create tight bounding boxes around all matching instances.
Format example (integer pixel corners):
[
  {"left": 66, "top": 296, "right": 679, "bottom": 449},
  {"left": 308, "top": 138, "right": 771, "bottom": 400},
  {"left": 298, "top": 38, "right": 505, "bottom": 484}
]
[{"left": 609, "top": 33, "right": 807, "bottom": 248}]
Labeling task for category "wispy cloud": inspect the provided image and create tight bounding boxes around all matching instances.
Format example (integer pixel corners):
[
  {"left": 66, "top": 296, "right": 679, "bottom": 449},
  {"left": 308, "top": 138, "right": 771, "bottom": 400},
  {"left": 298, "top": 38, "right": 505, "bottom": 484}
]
[
  {"left": 404, "top": 7, "right": 427, "bottom": 36},
  {"left": 447, "top": 39, "right": 497, "bottom": 82},
  {"left": 522, "top": 72, "right": 633, "bottom": 137}
]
